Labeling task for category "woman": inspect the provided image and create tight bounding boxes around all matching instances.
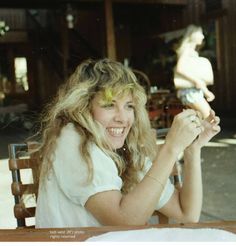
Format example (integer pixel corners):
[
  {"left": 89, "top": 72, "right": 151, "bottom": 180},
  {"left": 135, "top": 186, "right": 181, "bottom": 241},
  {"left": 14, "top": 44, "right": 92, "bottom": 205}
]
[
  {"left": 174, "top": 24, "right": 215, "bottom": 119},
  {"left": 35, "top": 58, "right": 220, "bottom": 228}
]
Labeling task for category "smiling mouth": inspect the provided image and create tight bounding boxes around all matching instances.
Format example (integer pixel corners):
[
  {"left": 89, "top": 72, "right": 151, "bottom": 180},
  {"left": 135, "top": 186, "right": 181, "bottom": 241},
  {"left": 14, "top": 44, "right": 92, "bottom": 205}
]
[{"left": 107, "top": 127, "right": 125, "bottom": 137}]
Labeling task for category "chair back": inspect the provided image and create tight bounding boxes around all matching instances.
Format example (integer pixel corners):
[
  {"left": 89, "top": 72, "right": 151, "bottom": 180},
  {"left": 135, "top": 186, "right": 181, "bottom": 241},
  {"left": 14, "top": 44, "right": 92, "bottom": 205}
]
[
  {"left": 8, "top": 142, "right": 40, "bottom": 228},
  {"left": 133, "top": 69, "right": 151, "bottom": 100}
]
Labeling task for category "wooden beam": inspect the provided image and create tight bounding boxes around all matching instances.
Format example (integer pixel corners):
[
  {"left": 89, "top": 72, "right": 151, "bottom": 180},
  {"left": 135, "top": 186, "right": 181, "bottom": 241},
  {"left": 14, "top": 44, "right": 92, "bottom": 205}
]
[
  {"left": 0, "top": 31, "right": 28, "bottom": 43},
  {"left": 104, "top": 0, "right": 117, "bottom": 60},
  {"left": 112, "top": 0, "right": 187, "bottom": 4},
  {"left": 0, "top": 0, "right": 187, "bottom": 8}
]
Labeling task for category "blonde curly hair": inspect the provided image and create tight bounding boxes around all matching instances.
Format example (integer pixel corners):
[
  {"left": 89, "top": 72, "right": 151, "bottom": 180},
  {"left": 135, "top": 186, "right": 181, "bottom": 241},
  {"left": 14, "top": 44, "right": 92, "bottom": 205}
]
[{"left": 36, "top": 58, "right": 156, "bottom": 193}]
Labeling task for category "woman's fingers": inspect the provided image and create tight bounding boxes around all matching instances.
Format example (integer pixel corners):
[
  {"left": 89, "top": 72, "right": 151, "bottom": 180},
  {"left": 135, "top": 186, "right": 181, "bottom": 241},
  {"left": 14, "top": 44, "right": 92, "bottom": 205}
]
[
  {"left": 206, "top": 110, "right": 220, "bottom": 130},
  {"left": 166, "top": 109, "right": 204, "bottom": 153},
  {"left": 177, "top": 109, "right": 203, "bottom": 130},
  {"left": 213, "top": 125, "right": 221, "bottom": 132},
  {"left": 178, "top": 109, "right": 198, "bottom": 119},
  {"left": 207, "top": 109, "right": 218, "bottom": 123},
  {"left": 170, "top": 109, "right": 221, "bottom": 150}
]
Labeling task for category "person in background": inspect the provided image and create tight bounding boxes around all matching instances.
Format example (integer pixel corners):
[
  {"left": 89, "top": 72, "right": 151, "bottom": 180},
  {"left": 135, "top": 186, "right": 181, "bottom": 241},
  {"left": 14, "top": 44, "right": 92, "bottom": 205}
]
[
  {"left": 35, "top": 58, "right": 220, "bottom": 228},
  {"left": 174, "top": 24, "right": 215, "bottom": 119}
]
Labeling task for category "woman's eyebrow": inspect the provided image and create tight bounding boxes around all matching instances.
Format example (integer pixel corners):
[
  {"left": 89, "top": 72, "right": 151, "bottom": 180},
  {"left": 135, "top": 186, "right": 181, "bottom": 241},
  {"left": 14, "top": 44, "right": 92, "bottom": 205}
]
[{"left": 110, "top": 99, "right": 134, "bottom": 103}]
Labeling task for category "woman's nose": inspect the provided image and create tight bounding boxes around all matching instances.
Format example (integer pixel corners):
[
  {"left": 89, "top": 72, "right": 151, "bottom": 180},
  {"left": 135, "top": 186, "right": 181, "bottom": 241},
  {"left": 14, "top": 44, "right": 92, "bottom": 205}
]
[{"left": 114, "top": 108, "right": 126, "bottom": 122}]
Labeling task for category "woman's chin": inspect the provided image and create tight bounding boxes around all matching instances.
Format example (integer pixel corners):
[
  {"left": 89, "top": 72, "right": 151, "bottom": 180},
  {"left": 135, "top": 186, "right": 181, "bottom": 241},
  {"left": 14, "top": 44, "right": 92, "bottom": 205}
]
[{"left": 110, "top": 140, "right": 125, "bottom": 150}]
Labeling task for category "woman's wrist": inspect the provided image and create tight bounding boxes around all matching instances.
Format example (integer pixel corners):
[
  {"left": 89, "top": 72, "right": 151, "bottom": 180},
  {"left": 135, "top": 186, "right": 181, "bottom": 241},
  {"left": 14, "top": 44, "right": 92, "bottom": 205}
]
[
  {"left": 185, "top": 143, "right": 201, "bottom": 154},
  {"left": 184, "top": 143, "right": 201, "bottom": 163},
  {"left": 162, "top": 141, "right": 181, "bottom": 160}
]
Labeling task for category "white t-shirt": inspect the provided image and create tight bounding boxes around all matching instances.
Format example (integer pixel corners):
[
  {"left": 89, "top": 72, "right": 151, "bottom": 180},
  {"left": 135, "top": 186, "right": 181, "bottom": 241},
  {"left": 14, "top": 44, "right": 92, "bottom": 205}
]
[{"left": 35, "top": 123, "right": 174, "bottom": 228}]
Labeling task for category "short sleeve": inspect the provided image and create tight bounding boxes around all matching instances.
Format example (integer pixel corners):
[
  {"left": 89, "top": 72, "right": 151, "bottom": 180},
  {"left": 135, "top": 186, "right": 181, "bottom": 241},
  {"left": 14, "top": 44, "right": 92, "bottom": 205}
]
[
  {"left": 52, "top": 124, "right": 122, "bottom": 206},
  {"left": 138, "top": 158, "right": 174, "bottom": 210}
]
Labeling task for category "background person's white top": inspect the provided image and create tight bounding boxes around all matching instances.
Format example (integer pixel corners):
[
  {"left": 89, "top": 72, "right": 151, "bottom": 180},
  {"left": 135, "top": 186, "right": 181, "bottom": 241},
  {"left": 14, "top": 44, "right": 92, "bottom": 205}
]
[{"left": 35, "top": 123, "right": 174, "bottom": 228}]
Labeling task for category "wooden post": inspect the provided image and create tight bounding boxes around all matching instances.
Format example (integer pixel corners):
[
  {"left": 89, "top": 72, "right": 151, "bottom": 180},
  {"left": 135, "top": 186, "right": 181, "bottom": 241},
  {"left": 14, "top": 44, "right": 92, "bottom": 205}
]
[
  {"left": 61, "top": 14, "right": 69, "bottom": 79},
  {"left": 104, "top": 0, "right": 117, "bottom": 60}
]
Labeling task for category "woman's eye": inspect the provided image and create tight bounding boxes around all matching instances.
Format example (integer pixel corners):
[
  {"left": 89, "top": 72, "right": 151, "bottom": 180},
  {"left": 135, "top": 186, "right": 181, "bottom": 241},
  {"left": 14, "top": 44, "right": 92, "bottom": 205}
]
[
  {"left": 102, "top": 103, "right": 114, "bottom": 108},
  {"left": 127, "top": 104, "right": 134, "bottom": 110}
]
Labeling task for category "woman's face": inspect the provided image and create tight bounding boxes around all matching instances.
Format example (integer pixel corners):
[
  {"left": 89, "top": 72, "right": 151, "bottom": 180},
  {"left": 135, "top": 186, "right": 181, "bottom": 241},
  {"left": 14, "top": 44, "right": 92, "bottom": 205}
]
[
  {"left": 91, "top": 92, "right": 135, "bottom": 149},
  {"left": 191, "top": 29, "right": 204, "bottom": 45}
]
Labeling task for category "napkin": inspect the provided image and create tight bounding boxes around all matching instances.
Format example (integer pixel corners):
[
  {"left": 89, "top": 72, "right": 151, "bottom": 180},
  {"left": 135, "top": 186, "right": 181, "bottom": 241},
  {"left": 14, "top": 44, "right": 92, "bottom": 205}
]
[{"left": 86, "top": 227, "right": 236, "bottom": 242}]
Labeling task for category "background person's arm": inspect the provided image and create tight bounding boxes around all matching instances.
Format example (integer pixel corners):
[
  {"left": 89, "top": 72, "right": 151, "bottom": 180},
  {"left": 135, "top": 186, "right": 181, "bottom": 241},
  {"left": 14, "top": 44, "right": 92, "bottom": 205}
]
[{"left": 175, "top": 57, "right": 206, "bottom": 89}]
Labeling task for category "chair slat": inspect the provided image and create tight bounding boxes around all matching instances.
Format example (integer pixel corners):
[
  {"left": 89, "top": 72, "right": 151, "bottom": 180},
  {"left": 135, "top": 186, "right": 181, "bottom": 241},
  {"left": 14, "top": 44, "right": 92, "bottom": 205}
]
[
  {"left": 11, "top": 182, "right": 37, "bottom": 196},
  {"left": 9, "top": 158, "right": 38, "bottom": 170},
  {"left": 14, "top": 204, "right": 35, "bottom": 219}
]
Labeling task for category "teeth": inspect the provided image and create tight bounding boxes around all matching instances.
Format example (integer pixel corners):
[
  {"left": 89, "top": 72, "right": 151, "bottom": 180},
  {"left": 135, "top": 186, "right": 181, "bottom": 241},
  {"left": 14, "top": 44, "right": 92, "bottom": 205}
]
[{"left": 107, "top": 128, "right": 124, "bottom": 136}]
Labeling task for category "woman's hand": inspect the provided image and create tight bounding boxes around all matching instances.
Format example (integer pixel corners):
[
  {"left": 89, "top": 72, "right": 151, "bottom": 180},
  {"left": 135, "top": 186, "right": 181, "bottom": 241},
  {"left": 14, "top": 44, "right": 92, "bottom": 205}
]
[
  {"left": 201, "top": 86, "right": 215, "bottom": 102},
  {"left": 165, "top": 109, "right": 202, "bottom": 155},
  {"left": 192, "top": 110, "right": 220, "bottom": 148},
  {"left": 204, "top": 90, "right": 215, "bottom": 102}
]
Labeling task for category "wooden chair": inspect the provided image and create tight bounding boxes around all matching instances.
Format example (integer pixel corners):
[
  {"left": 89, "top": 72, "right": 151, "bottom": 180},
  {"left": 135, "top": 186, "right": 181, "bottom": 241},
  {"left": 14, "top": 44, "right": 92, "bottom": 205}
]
[
  {"left": 8, "top": 142, "right": 39, "bottom": 228},
  {"left": 133, "top": 69, "right": 151, "bottom": 97}
]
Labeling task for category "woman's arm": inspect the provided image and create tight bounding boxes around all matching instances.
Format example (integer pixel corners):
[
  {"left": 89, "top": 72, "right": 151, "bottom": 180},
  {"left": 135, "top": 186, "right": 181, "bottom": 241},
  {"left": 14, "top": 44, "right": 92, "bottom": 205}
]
[
  {"left": 158, "top": 110, "right": 220, "bottom": 222},
  {"left": 180, "top": 146, "right": 202, "bottom": 222},
  {"left": 175, "top": 55, "right": 210, "bottom": 89},
  {"left": 158, "top": 146, "right": 202, "bottom": 223},
  {"left": 85, "top": 110, "right": 202, "bottom": 225},
  {"left": 175, "top": 55, "right": 206, "bottom": 89},
  {"left": 176, "top": 59, "right": 215, "bottom": 101},
  {"left": 201, "top": 86, "right": 215, "bottom": 102},
  {"left": 85, "top": 142, "right": 177, "bottom": 225}
]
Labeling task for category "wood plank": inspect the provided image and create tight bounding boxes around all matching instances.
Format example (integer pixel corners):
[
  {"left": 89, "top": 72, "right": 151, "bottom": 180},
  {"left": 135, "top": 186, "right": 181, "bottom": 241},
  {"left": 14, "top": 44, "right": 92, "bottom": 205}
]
[
  {"left": 112, "top": 0, "right": 187, "bottom": 4},
  {"left": 0, "top": 31, "right": 28, "bottom": 43},
  {"left": 0, "top": 0, "right": 188, "bottom": 6}
]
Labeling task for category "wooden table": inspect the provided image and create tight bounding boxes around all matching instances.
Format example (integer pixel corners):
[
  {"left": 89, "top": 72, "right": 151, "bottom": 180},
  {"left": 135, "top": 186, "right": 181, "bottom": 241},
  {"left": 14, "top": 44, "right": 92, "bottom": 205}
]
[{"left": 0, "top": 221, "right": 235, "bottom": 242}]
